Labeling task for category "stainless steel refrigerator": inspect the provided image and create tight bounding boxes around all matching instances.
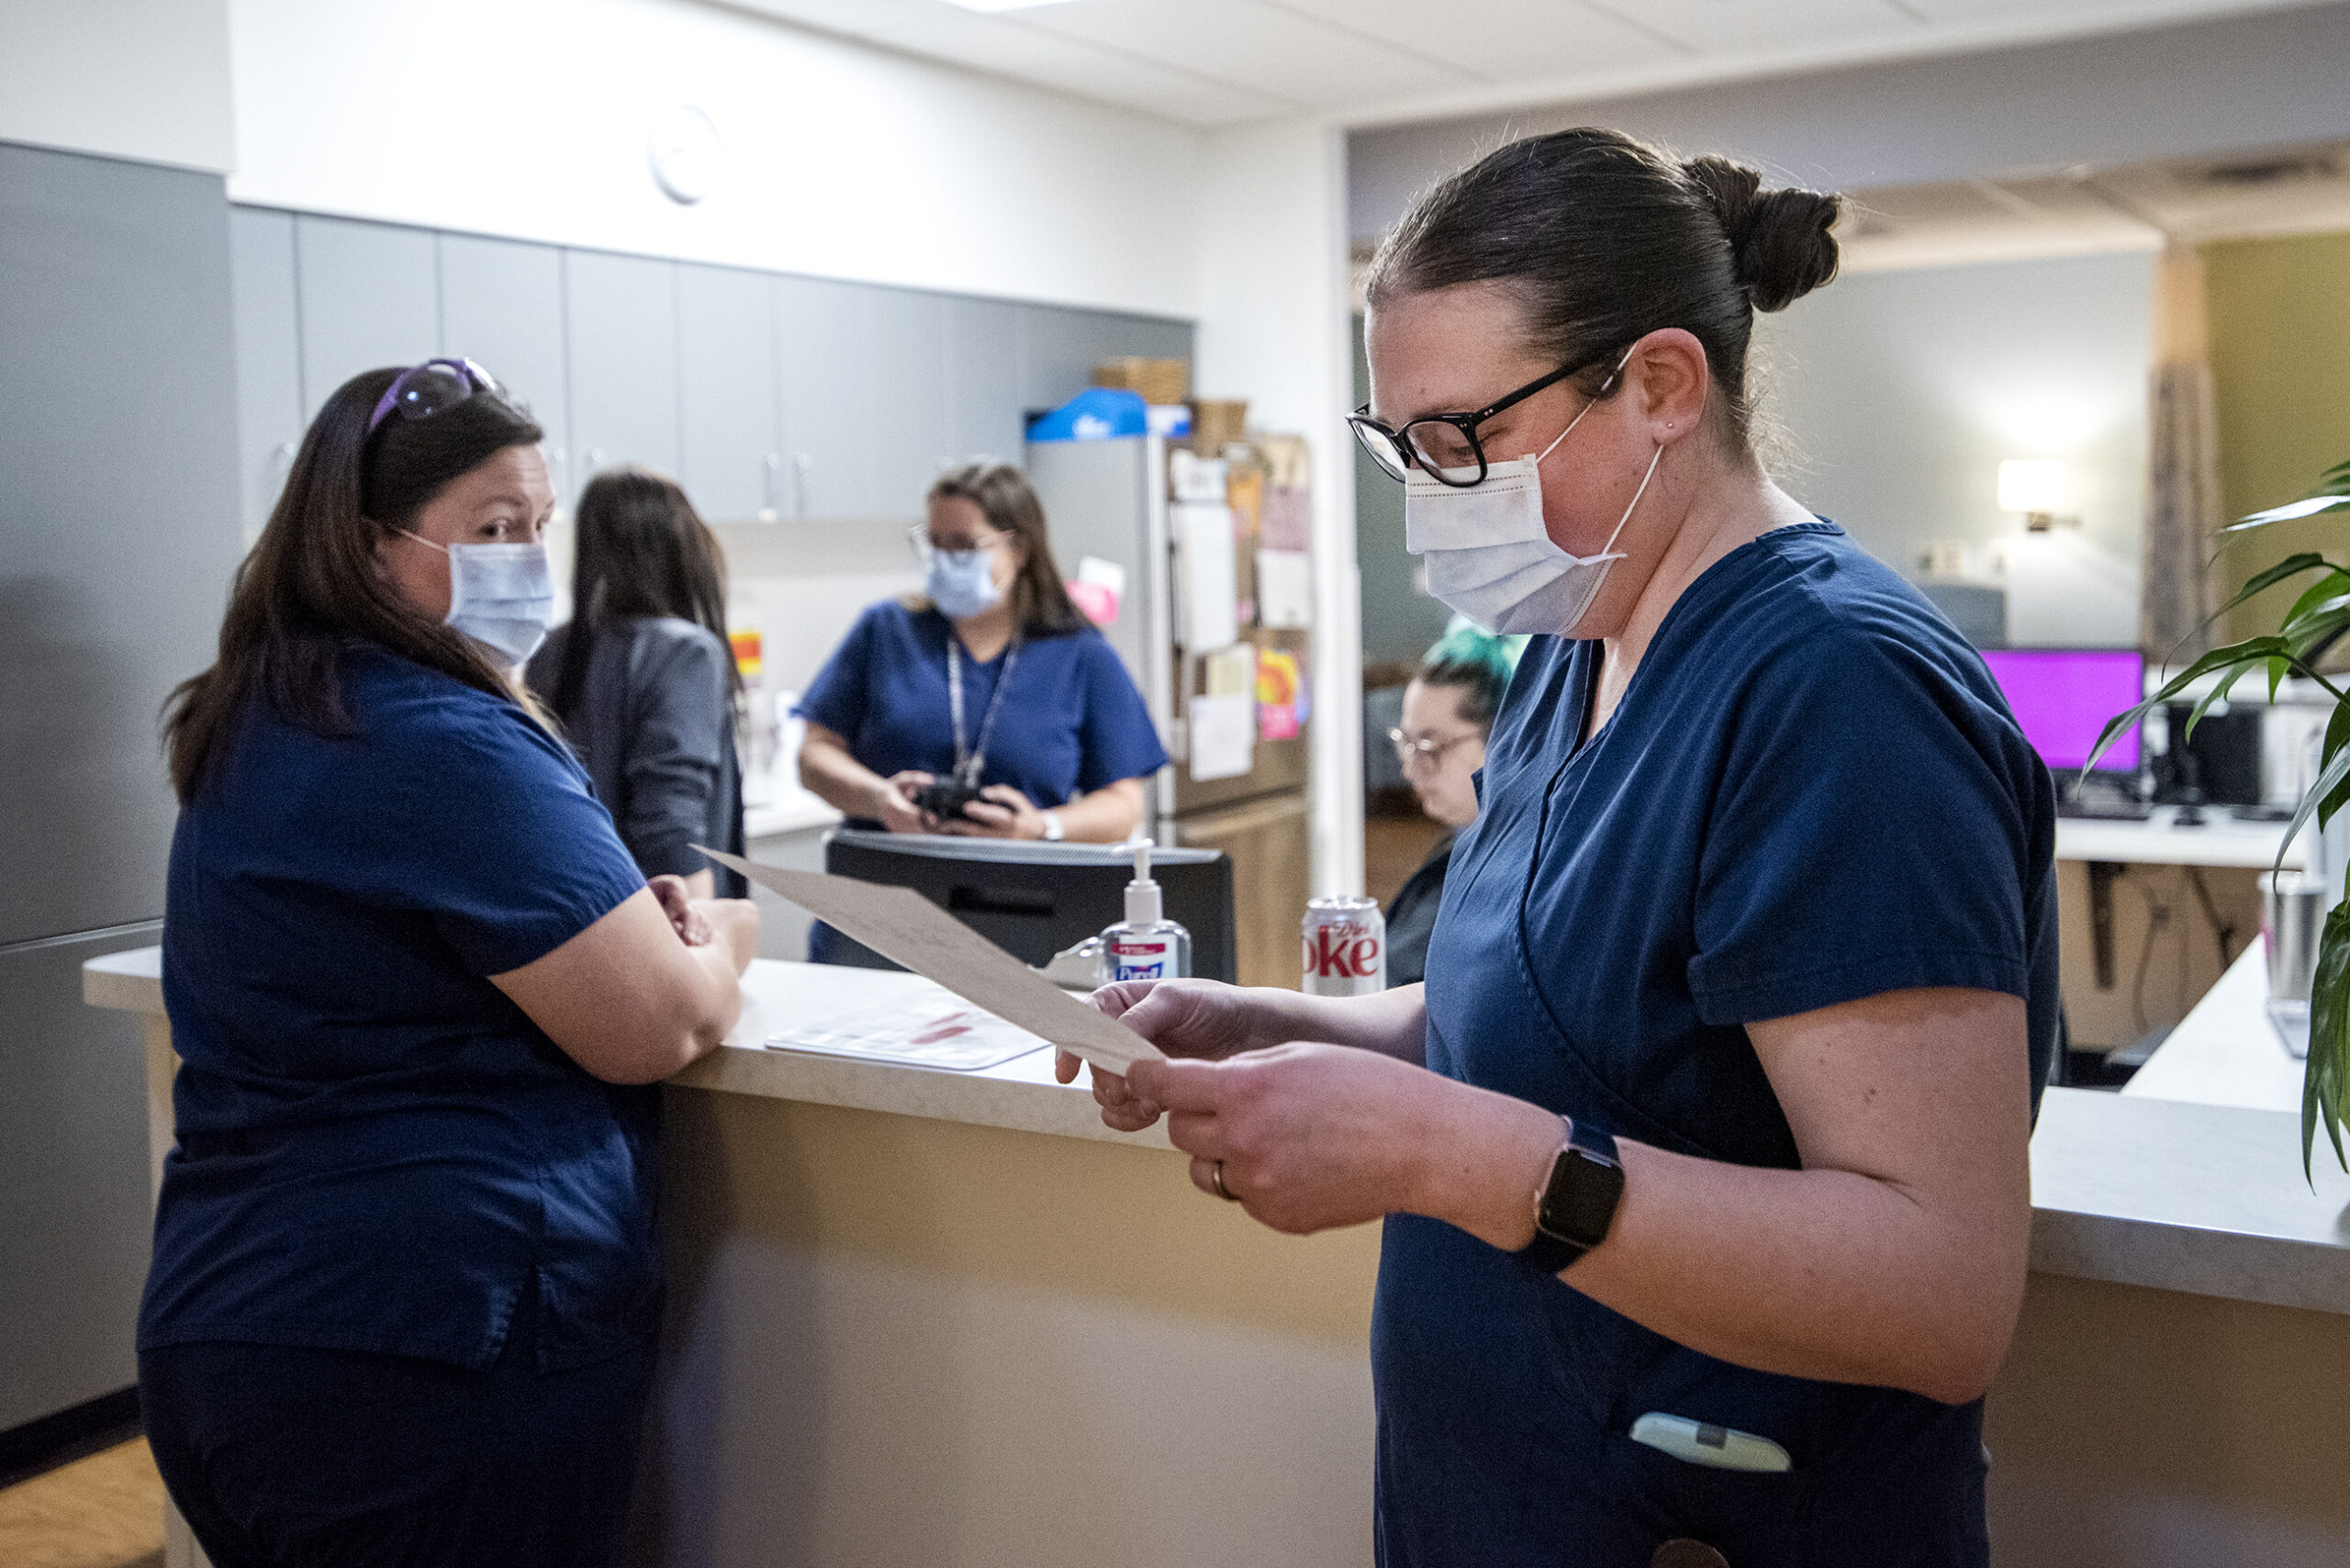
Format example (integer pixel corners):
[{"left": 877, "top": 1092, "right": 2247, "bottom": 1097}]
[
  {"left": 0, "top": 141, "right": 244, "bottom": 1446},
  {"left": 1026, "top": 433, "right": 1311, "bottom": 987}
]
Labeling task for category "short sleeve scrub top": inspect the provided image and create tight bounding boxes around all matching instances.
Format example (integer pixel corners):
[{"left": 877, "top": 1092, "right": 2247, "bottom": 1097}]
[
  {"left": 141, "top": 644, "right": 657, "bottom": 1372},
  {"left": 794, "top": 601, "right": 1169, "bottom": 961},
  {"left": 1376, "top": 522, "right": 2058, "bottom": 1568}
]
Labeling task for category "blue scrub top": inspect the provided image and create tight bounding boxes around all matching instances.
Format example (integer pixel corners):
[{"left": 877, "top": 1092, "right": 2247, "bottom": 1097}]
[
  {"left": 1375, "top": 521, "right": 2057, "bottom": 1566},
  {"left": 796, "top": 601, "right": 1169, "bottom": 817},
  {"left": 140, "top": 644, "right": 655, "bottom": 1372}
]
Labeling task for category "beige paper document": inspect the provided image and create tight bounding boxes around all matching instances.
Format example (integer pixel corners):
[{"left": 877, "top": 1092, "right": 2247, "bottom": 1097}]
[{"left": 696, "top": 847, "right": 1162, "bottom": 1071}]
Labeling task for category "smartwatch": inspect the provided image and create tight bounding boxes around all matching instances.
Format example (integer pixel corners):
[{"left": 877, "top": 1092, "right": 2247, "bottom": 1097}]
[
  {"left": 1520, "top": 1117, "right": 1623, "bottom": 1273},
  {"left": 1040, "top": 811, "right": 1066, "bottom": 842}
]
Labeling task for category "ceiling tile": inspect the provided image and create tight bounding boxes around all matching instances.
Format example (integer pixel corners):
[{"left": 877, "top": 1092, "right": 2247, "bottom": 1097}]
[
  {"left": 726, "top": 0, "right": 1288, "bottom": 124},
  {"left": 1265, "top": 0, "right": 1685, "bottom": 80},
  {"left": 1579, "top": 0, "right": 1921, "bottom": 53},
  {"left": 1013, "top": 0, "right": 1478, "bottom": 110}
]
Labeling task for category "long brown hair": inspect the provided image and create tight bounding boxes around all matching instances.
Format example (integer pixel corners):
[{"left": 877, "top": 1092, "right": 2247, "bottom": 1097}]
[
  {"left": 542, "top": 467, "right": 739, "bottom": 721},
  {"left": 163, "top": 366, "right": 546, "bottom": 801},
  {"left": 915, "top": 461, "right": 1087, "bottom": 634}
]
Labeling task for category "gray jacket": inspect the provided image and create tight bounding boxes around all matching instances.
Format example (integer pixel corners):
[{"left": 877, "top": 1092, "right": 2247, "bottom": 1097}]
[{"left": 528, "top": 616, "right": 745, "bottom": 899}]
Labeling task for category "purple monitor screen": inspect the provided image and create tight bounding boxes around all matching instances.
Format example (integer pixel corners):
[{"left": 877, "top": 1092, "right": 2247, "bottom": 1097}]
[{"left": 1979, "top": 648, "right": 2144, "bottom": 772}]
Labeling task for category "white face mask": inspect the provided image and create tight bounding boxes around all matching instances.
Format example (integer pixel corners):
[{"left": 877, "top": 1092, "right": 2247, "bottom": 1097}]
[
  {"left": 402, "top": 532, "right": 556, "bottom": 666},
  {"left": 926, "top": 547, "right": 1002, "bottom": 621},
  {"left": 1404, "top": 353, "right": 1662, "bottom": 637}
]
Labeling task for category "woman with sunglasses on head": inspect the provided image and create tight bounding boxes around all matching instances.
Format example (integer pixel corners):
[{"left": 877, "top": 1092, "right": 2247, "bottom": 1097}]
[
  {"left": 140, "top": 361, "right": 759, "bottom": 1568},
  {"left": 794, "top": 461, "right": 1166, "bottom": 955},
  {"left": 528, "top": 467, "right": 747, "bottom": 902},
  {"left": 1062, "top": 130, "right": 2056, "bottom": 1567},
  {"left": 1382, "top": 621, "right": 1522, "bottom": 988}
]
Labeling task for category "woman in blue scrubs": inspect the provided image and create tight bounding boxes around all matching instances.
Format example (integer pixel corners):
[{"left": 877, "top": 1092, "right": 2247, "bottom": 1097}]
[
  {"left": 141, "top": 361, "right": 760, "bottom": 1568},
  {"left": 797, "top": 460, "right": 1165, "bottom": 848},
  {"left": 1066, "top": 130, "right": 2057, "bottom": 1567}
]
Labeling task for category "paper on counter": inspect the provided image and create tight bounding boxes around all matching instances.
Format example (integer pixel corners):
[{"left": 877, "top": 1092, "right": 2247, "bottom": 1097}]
[
  {"left": 767, "top": 996, "right": 1045, "bottom": 1072},
  {"left": 696, "top": 847, "right": 1162, "bottom": 1071},
  {"left": 1187, "top": 691, "right": 1257, "bottom": 782}
]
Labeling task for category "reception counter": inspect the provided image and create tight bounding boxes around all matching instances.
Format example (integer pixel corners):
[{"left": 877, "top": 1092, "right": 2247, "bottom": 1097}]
[{"left": 88, "top": 948, "right": 2350, "bottom": 1567}]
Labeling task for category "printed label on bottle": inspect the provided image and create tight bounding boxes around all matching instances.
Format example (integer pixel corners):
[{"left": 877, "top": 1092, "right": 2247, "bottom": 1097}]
[{"left": 1111, "top": 939, "right": 1171, "bottom": 982}]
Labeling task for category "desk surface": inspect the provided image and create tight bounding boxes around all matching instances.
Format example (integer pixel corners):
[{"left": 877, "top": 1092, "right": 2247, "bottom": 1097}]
[
  {"left": 2056, "top": 805, "right": 2305, "bottom": 868},
  {"left": 2124, "top": 943, "right": 2305, "bottom": 1113},
  {"left": 86, "top": 946, "right": 2350, "bottom": 1316}
]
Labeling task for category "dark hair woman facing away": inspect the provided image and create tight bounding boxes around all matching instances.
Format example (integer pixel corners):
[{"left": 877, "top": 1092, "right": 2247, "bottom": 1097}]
[
  {"left": 528, "top": 468, "right": 747, "bottom": 901},
  {"left": 143, "top": 361, "right": 758, "bottom": 1568},
  {"left": 1068, "top": 129, "right": 2056, "bottom": 1568}
]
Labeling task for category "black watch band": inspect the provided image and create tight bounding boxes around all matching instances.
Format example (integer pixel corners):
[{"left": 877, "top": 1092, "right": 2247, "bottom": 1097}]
[{"left": 1520, "top": 1119, "right": 1623, "bottom": 1273}]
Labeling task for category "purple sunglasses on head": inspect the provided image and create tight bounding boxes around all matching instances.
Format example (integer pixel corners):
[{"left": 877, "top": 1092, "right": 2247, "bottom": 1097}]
[{"left": 366, "top": 357, "right": 507, "bottom": 435}]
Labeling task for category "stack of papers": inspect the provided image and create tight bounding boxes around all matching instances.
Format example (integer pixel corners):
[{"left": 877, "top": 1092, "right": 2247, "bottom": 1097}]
[{"left": 767, "top": 997, "right": 1046, "bottom": 1072}]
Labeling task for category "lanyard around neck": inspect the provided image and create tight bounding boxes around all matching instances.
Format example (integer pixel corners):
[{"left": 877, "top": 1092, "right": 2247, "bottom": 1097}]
[{"left": 946, "top": 633, "right": 1022, "bottom": 787}]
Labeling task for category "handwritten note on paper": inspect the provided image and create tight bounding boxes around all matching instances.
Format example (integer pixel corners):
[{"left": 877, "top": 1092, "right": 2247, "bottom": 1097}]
[{"left": 695, "top": 847, "right": 1162, "bottom": 1071}]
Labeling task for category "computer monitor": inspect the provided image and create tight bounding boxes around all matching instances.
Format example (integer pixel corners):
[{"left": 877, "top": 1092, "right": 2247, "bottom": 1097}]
[
  {"left": 1979, "top": 647, "right": 2145, "bottom": 777},
  {"left": 822, "top": 830, "right": 1238, "bottom": 983}
]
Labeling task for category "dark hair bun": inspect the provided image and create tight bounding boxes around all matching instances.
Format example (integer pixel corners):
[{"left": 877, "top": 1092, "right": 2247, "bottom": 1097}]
[{"left": 1684, "top": 155, "right": 1841, "bottom": 313}]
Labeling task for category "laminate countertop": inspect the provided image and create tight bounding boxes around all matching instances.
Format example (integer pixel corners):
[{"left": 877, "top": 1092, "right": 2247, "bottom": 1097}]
[{"left": 85, "top": 948, "right": 2350, "bottom": 1317}]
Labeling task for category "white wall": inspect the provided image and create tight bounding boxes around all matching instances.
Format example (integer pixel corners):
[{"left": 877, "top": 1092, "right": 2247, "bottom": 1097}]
[
  {"left": 227, "top": 0, "right": 1204, "bottom": 317},
  {"left": 1756, "top": 250, "right": 2155, "bottom": 645},
  {"left": 0, "top": 0, "right": 235, "bottom": 172},
  {"left": 1195, "top": 118, "right": 1363, "bottom": 896}
]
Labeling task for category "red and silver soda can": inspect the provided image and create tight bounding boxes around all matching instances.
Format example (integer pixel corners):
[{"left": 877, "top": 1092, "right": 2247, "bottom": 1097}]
[{"left": 1302, "top": 895, "right": 1386, "bottom": 996}]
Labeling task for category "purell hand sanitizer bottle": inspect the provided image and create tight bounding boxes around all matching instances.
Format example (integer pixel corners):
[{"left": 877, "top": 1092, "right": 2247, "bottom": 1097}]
[{"left": 1101, "top": 839, "right": 1191, "bottom": 983}]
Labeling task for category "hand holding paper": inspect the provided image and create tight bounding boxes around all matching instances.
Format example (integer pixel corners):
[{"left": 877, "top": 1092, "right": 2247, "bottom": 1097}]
[{"left": 695, "top": 847, "right": 1162, "bottom": 1071}]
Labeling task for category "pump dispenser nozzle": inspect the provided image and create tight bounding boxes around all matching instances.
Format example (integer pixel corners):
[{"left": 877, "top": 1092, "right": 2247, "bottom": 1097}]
[{"left": 1125, "top": 838, "right": 1160, "bottom": 928}]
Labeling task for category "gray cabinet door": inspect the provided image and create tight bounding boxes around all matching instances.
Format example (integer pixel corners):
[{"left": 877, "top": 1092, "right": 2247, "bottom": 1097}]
[
  {"left": 228, "top": 207, "right": 302, "bottom": 537},
  {"left": 775, "top": 274, "right": 875, "bottom": 520},
  {"left": 294, "top": 214, "right": 438, "bottom": 420},
  {"left": 677, "top": 263, "right": 780, "bottom": 522},
  {"left": 870, "top": 288, "right": 948, "bottom": 517},
  {"left": 565, "top": 250, "right": 679, "bottom": 488},
  {"left": 1014, "top": 304, "right": 1195, "bottom": 417},
  {"left": 1, "top": 144, "right": 242, "bottom": 944},
  {"left": 946, "top": 296, "right": 1021, "bottom": 470},
  {"left": 0, "top": 930, "right": 157, "bottom": 1429},
  {"left": 440, "top": 233, "right": 570, "bottom": 498}
]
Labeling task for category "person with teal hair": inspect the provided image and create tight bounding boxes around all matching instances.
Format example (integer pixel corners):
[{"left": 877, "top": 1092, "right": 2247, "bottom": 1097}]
[{"left": 1382, "top": 616, "right": 1526, "bottom": 985}]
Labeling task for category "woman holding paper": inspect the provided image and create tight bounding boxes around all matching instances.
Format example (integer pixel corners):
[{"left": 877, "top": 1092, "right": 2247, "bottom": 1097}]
[
  {"left": 142, "top": 361, "right": 758, "bottom": 1568},
  {"left": 1065, "top": 129, "right": 2055, "bottom": 1567},
  {"left": 797, "top": 461, "right": 1164, "bottom": 852}
]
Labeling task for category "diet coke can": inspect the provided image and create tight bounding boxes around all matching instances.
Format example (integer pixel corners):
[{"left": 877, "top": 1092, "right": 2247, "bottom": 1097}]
[{"left": 1302, "top": 895, "right": 1386, "bottom": 996}]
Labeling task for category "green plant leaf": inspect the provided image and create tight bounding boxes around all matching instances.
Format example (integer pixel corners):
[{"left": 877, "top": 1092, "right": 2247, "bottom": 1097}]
[
  {"left": 2210, "top": 553, "right": 2337, "bottom": 618},
  {"left": 2281, "top": 738, "right": 2350, "bottom": 873},
  {"left": 2307, "top": 902, "right": 2350, "bottom": 1182},
  {"left": 2322, "top": 703, "right": 2350, "bottom": 830},
  {"left": 2081, "top": 636, "right": 2293, "bottom": 778},
  {"left": 2231, "top": 496, "right": 2350, "bottom": 531}
]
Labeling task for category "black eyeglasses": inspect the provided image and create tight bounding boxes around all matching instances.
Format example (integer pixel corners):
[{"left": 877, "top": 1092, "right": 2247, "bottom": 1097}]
[{"left": 1348, "top": 347, "right": 1622, "bottom": 489}]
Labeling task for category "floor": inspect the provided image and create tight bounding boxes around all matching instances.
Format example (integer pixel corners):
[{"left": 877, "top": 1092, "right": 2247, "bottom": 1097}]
[{"left": 0, "top": 1440, "right": 166, "bottom": 1568}]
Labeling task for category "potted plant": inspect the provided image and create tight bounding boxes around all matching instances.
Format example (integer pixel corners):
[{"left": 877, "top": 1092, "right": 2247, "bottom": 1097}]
[{"left": 2092, "top": 454, "right": 2350, "bottom": 1179}]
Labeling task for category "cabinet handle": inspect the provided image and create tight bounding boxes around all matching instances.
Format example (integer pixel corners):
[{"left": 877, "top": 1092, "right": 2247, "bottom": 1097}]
[
  {"left": 761, "top": 453, "right": 782, "bottom": 522},
  {"left": 791, "top": 453, "right": 811, "bottom": 518}
]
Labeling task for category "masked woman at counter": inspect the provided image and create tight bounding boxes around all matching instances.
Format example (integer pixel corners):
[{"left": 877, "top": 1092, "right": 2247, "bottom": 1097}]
[
  {"left": 1065, "top": 129, "right": 2057, "bottom": 1567},
  {"left": 795, "top": 460, "right": 1168, "bottom": 958},
  {"left": 528, "top": 467, "right": 746, "bottom": 901},
  {"left": 142, "top": 361, "right": 759, "bottom": 1568},
  {"left": 1382, "top": 621, "right": 1523, "bottom": 988}
]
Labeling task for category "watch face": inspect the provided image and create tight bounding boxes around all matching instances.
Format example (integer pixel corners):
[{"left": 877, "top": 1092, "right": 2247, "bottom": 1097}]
[{"left": 1539, "top": 1145, "right": 1625, "bottom": 1249}]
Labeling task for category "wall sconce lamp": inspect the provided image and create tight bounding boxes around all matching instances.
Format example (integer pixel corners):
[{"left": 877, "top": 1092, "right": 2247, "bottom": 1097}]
[{"left": 1998, "top": 459, "right": 2076, "bottom": 532}]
